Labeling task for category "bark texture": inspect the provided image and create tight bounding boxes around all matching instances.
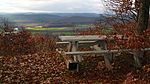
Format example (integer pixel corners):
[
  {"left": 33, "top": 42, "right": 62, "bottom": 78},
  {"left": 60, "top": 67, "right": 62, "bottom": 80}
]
[
  {"left": 134, "top": 0, "right": 149, "bottom": 67},
  {"left": 136, "top": 0, "right": 150, "bottom": 34}
]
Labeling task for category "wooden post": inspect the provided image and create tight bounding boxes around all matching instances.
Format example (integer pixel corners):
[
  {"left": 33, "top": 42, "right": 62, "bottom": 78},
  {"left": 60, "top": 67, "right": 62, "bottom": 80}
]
[
  {"left": 61, "top": 51, "right": 73, "bottom": 69},
  {"left": 68, "top": 41, "right": 79, "bottom": 71},
  {"left": 70, "top": 41, "right": 83, "bottom": 62},
  {"left": 133, "top": 50, "right": 144, "bottom": 68},
  {"left": 67, "top": 42, "right": 72, "bottom": 52},
  {"left": 102, "top": 40, "right": 114, "bottom": 69}
]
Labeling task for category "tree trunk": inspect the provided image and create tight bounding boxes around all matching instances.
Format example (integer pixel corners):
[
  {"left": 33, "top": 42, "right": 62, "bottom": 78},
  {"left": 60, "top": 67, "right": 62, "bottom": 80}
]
[
  {"left": 134, "top": 0, "right": 149, "bottom": 68},
  {"left": 135, "top": 0, "right": 149, "bottom": 34}
]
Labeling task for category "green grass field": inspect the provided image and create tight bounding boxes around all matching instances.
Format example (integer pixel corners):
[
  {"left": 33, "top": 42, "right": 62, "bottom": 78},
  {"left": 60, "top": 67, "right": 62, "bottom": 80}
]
[
  {"left": 24, "top": 25, "right": 113, "bottom": 35},
  {"left": 25, "top": 24, "right": 89, "bottom": 31},
  {"left": 25, "top": 26, "right": 73, "bottom": 31},
  {"left": 102, "top": 29, "right": 113, "bottom": 34},
  {"left": 24, "top": 25, "right": 89, "bottom": 35}
]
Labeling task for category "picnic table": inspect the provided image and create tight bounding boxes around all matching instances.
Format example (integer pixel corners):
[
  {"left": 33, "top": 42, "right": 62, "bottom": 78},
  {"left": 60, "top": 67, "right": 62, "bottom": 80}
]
[{"left": 57, "top": 35, "right": 150, "bottom": 71}]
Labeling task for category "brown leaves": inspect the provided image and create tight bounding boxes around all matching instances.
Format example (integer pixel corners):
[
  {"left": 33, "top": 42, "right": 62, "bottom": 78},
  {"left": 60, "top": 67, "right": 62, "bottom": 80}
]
[
  {"left": 0, "top": 31, "right": 56, "bottom": 56},
  {"left": 1, "top": 52, "right": 66, "bottom": 83},
  {"left": 109, "top": 30, "right": 150, "bottom": 50},
  {"left": 0, "top": 52, "right": 150, "bottom": 83}
]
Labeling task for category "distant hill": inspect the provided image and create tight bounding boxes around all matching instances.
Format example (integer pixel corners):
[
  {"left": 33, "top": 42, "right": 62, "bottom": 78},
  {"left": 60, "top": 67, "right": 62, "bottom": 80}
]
[
  {"left": 0, "top": 13, "right": 100, "bottom": 27},
  {"left": 45, "top": 16, "right": 98, "bottom": 27},
  {"left": 14, "top": 13, "right": 100, "bottom": 17},
  {"left": 48, "top": 13, "right": 100, "bottom": 17}
]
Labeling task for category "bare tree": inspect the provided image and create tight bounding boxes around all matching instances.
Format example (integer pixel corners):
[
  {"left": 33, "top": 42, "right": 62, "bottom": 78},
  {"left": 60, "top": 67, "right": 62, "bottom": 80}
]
[
  {"left": 103, "top": 0, "right": 150, "bottom": 67},
  {"left": 0, "top": 17, "right": 16, "bottom": 32},
  {"left": 103, "top": 0, "right": 140, "bottom": 23}
]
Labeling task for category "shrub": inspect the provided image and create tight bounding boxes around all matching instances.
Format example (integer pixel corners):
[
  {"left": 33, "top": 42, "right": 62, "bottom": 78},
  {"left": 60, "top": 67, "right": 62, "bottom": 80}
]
[{"left": 0, "top": 31, "right": 56, "bottom": 56}]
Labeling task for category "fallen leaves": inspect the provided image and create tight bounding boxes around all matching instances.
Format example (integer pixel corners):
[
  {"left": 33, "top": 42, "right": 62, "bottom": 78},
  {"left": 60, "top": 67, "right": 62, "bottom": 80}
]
[
  {"left": 1, "top": 52, "right": 66, "bottom": 83},
  {"left": 0, "top": 52, "right": 150, "bottom": 83}
]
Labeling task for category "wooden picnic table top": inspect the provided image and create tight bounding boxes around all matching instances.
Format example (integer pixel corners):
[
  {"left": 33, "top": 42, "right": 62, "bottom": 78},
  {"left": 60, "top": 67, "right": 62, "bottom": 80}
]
[{"left": 59, "top": 35, "right": 122, "bottom": 41}]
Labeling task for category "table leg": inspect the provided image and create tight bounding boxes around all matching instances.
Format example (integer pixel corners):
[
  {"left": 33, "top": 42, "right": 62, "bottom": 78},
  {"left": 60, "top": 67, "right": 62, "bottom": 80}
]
[
  {"left": 67, "top": 41, "right": 79, "bottom": 71},
  {"left": 102, "top": 40, "right": 114, "bottom": 69}
]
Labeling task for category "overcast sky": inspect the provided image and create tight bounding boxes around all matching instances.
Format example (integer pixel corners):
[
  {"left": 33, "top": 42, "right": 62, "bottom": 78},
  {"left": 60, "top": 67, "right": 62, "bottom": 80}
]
[{"left": 0, "top": 0, "right": 105, "bottom": 13}]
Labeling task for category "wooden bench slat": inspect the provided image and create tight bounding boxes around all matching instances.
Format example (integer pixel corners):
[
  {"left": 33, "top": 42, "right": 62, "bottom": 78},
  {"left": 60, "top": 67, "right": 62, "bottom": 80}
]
[
  {"left": 65, "top": 50, "right": 122, "bottom": 55},
  {"left": 65, "top": 48, "right": 150, "bottom": 55},
  {"left": 56, "top": 41, "right": 96, "bottom": 44},
  {"left": 59, "top": 35, "right": 122, "bottom": 41}
]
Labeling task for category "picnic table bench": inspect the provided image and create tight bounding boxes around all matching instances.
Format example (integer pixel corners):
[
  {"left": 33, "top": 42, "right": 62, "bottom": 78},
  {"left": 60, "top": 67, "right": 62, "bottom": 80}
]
[{"left": 56, "top": 35, "right": 150, "bottom": 71}]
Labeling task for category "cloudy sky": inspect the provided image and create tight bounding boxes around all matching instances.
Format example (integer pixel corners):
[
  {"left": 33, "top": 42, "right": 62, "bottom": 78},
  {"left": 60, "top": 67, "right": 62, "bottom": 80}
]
[{"left": 0, "top": 0, "right": 105, "bottom": 13}]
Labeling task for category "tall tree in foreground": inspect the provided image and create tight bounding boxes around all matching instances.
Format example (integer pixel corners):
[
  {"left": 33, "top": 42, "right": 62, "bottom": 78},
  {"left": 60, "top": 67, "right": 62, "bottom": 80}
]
[
  {"left": 135, "top": 0, "right": 149, "bottom": 34},
  {"left": 104, "top": 0, "right": 149, "bottom": 33},
  {"left": 103, "top": 0, "right": 150, "bottom": 67},
  {"left": 134, "top": 0, "right": 149, "bottom": 67}
]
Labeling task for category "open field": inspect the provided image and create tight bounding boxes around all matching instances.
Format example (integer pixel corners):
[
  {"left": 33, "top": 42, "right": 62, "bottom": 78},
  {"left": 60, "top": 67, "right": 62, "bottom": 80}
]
[
  {"left": 24, "top": 25, "right": 90, "bottom": 35},
  {"left": 25, "top": 26, "right": 73, "bottom": 31},
  {"left": 25, "top": 24, "right": 89, "bottom": 31},
  {"left": 0, "top": 24, "right": 112, "bottom": 36}
]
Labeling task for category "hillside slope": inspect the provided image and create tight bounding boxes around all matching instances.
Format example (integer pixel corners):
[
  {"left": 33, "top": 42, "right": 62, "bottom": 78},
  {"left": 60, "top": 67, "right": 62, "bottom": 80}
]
[{"left": 0, "top": 13, "right": 99, "bottom": 27}]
